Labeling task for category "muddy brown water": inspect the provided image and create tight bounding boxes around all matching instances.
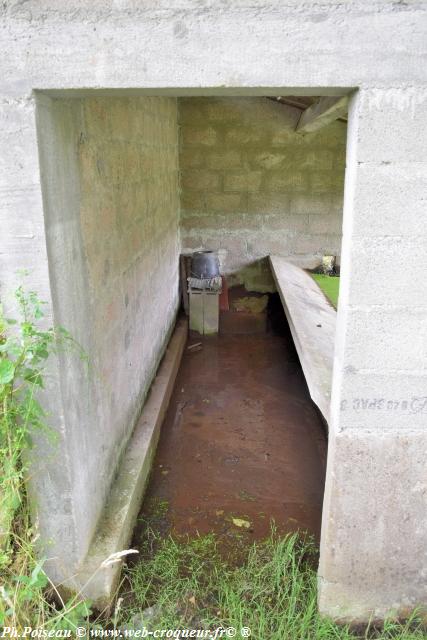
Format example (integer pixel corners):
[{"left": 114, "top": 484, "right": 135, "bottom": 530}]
[{"left": 133, "top": 311, "right": 327, "bottom": 554}]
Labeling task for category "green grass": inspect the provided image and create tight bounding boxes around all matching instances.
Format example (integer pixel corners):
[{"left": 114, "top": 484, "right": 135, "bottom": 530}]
[
  {"left": 119, "top": 528, "right": 427, "bottom": 639},
  {"left": 311, "top": 274, "right": 340, "bottom": 308}
]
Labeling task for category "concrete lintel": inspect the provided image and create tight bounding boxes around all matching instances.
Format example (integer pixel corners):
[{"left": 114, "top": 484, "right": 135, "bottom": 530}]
[
  {"left": 296, "top": 96, "right": 349, "bottom": 134},
  {"left": 35, "top": 87, "right": 355, "bottom": 100},
  {"left": 65, "top": 318, "right": 187, "bottom": 608}
]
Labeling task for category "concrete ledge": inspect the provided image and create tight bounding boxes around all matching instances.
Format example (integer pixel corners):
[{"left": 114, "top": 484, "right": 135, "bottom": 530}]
[
  {"left": 67, "top": 318, "right": 187, "bottom": 608},
  {"left": 269, "top": 256, "right": 335, "bottom": 423}
]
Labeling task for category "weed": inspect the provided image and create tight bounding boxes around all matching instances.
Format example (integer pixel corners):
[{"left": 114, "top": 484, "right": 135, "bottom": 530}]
[
  {"left": 0, "top": 284, "right": 90, "bottom": 629},
  {"left": 120, "top": 527, "right": 427, "bottom": 639}
]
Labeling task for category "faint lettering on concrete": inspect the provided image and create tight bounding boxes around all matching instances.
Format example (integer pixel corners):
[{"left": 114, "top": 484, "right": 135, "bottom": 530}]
[{"left": 340, "top": 397, "right": 427, "bottom": 413}]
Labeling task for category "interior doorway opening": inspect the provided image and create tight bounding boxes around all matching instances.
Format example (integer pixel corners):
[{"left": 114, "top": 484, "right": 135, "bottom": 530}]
[{"left": 35, "top": 90, "right": 348, "bottom": 602}]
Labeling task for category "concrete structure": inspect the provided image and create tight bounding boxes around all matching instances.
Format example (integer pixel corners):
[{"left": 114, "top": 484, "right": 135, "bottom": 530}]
[
  {"left": 1, "top": 0, "right": 427, "bottom": 623},
  {"left": 180, "top": 97, "right": 345, "bottom": 292},
  {"left": 270, "top": 256, "right": 336, "bottom": 423}
]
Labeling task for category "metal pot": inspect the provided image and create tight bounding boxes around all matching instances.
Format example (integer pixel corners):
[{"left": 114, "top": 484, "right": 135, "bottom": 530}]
[{"left": 191, "top": 250, "right": 220, "bottom": 279}]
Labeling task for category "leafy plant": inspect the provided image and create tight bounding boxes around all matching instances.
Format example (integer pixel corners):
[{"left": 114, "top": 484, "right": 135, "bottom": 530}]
[{"left": 0, "top": 284, "right": 90, "bottom": 628}]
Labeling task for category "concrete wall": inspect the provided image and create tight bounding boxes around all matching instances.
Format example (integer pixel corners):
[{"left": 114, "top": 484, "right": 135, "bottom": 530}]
[
  {"left": 319, "top": 88, "right": 427, "bottom": 622},
  {"left": 1, "top": 0, "right": 427, "bottom": 622},
  {"left": 35, "top": 95, "right": 180, "bottom": 578},
  {"left": 179, "top": 97, "right": 345, "bottom": 291}
]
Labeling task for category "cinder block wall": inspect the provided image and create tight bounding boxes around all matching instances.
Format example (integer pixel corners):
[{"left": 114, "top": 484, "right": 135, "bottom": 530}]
[
  {"left": 179, "top": 97, "right": 346, "bottom": 291},
  {"left": 36, "top": 96, "right": 180, "bottom": 571}
]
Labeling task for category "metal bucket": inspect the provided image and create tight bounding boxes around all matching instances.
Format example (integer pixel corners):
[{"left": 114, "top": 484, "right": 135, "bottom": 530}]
[{"left": 191, "top": 250, "right": 220, "bottom": 279}]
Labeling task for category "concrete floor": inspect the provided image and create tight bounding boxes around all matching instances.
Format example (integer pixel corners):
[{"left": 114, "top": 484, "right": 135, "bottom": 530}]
[{"left": 134, "top": 320, "right": 327, "bottom": 548}]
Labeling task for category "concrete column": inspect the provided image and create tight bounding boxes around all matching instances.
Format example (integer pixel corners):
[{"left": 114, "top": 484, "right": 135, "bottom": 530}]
[
  {"left": 319, "top": 87, "right": 427, "bottom": 621},
  {"left": 0, "top": 94, "right": 79, "bottom": 579}
]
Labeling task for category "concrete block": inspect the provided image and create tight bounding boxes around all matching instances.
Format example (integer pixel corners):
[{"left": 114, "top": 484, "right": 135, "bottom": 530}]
[
  {"left": 331, "top": 370, "right": 427, "bottom": 431},
  {"left": 339, "top": 307, "right": 427, "bottom": 373},
  {"left": 290, "top": 193, "right": 337, "bottom": 216},
  {"left": 247, "top": 192, "right": 290, "bottom": 214},
  {"left": 205, "top": 149, "right": 241, "bottom": 170},
  {"left": 266, "top": 213, "right": 309, "bottom": 232},
  {"left": 180, "top": 125, "right": 217, "bottom": 146},
  {"left": 251, "top": 151, "right": 286, "bottom": 170},
  {"left": 348, "top": 162, "right": 427, "bottom": 238},
  {"left": 345, "top": 236, "right": 427, "bottom": 307},
  {"left": 179, "top": 147, "right": 206, "bottom": 169},
  {"left": 180, "top": 214, "right": 214, "bottom": 230},
  {"left": 308, "top": 213, "right": 343, "bottom": 235},
  {"left": 264, "top": 170, "right": 307, "bottom": 193},
  {"left": 205, "top": 191, "right": 245, "bottom": 212},
  {"left": 355, "top": 88, "right": 427, "bottom": 164},
  {"left": 319, "top": 428, "right": 427, "bottom": 622},
  {"left": 310, "top": 171, "right": 345, "bottom": 194},
  {"left": 180, "top": 190, "right": 206, "bottom": 212},
  {"left": 223, "top": 171, "right": 262, "bottom": 192},
  {"left": 224, "top": 127, "right": 264, "bottom": 145},
  {"left": 181, "top": 169, "right": 221, "bottom": 191}
]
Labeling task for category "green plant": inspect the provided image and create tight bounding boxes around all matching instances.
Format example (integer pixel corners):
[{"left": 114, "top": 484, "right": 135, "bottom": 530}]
[
  {"left": 121, "top": 527, "right": 427, "bottom": 639},
  {"left": 0, "top": 284, "right": 91, "bottom": 629}
]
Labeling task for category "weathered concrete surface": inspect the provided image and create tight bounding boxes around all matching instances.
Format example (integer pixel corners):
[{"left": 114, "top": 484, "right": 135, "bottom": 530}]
[
  {"left": 1, "top": 2, "right": 426, "bottom": 95},
  {"left": 34, "top": 94, "right": 181, "bottom": 582},
  {"left": 180, "top": 97, "right": 345, "bottom": 292},
  {"left": 71, "top": 319, "right": 187, "bottom": 608},
  {"left": 269, "top": 256, "right": 336, "bottom": 423},
  {"left": 0, "top": 0, "right": 426, "bottom": 622},
  {"left": 319, "top": 88, "right": 427, "bottom": 622}
]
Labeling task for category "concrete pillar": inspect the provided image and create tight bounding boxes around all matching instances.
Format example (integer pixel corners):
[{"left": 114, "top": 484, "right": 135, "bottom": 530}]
[
  {"left": 319, "top": 88, "right": 427, "bottom": 621},
  {"left": 0, "top": 94, "right": 79, "bottom": 580}
]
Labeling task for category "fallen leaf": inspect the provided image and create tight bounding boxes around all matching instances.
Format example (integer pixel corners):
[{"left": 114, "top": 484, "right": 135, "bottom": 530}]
[
  {"left": 232, "top": 517, "right": 251, "bottom": 529},
  {"left": 189, "top": 596, "right": 196, "bottom": 605}
]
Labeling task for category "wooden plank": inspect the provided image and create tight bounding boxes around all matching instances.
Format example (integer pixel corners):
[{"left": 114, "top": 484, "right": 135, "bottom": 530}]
[
  {"left": 296, "top": 95, "right": 349, "bottom": 134},
  {"left": 269, "top": 256, "right": 336, "bottom": 423}
]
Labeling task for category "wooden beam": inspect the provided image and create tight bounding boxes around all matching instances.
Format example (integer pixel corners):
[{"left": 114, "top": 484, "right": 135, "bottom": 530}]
[{"left": 295, "top": 95, "right": 349, "bottom": 134}]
